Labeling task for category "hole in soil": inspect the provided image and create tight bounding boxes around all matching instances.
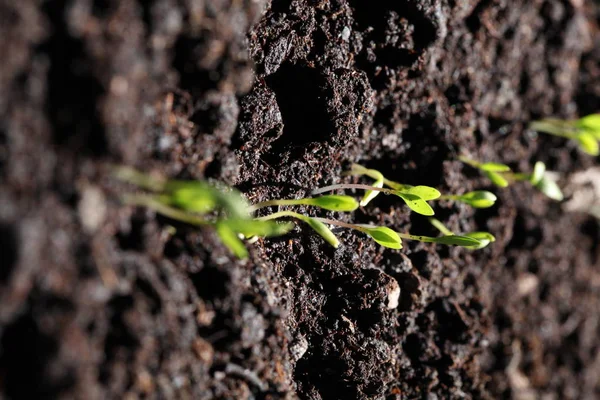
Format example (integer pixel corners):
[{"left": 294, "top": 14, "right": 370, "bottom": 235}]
[
  {"left": 466, "top": 0, "right": 493, "bottom": 33},
  {"left": 0, "top": 124, "right": 7, "bottom": 176},
  {"left": 580, "top": 217, "right": 599, "bottom": 265},
  {"left": 265, "top": 64, "right": 334, "bottom": 153},
  {"left": 135, "top": 278, "right": 162, "bottom": 314},
  {"left": 0, "top": 312, "right": 75, "bottom": 398},
  {"left": 507, "top": 213, "right": 542, "bottom": 249},
  {"left": 117, "top": 211, "right": 147, "bottom": 251},
  {"left": 372, "top": 47, "right": 421, "bottom": 70},
  {"left": 41, "top": 0, "right": 107, "bottom": 156},
  {"left": 190, "top": 266, "right": 229, "bottom": 301},
  {"left": 396, "top": 272, "right": 421, "bottom": 312},
  {"left": 99, "top": 295, "right": 139, "bottom": 384},
  {"left": 402, "top": 333, "right": 425, "bottom": 362},
  {"left": 429, "top": 299, "right": 469, "bottom": 343},
  {"left": 172, "top": 36, "right": 215, "bottom": 94},
  {"left": 0, "top": 222, "right": 18, "bottom": 284},
  {"left": 347, "top": 0, "right": 438, "bottom": 50},
  {"left": 407, "top": 250, "right": 434, "bottom": 280}
]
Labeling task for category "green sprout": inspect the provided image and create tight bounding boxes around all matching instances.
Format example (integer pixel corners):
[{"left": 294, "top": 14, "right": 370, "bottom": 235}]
[
  {"left": 114, "top": 167, "right": 294, "bottom": 259},
  {"left": 332, "top": 163, "right": 498, "bottom": 209},
  {"left": 115, "top": 166, "right": 494, "bottom": 255},
  {"left": 257, "top": 212, "right": 483, "bottom": 250},
  {"left": 429, "top": 218, "right": 495, "bottom": 250},
  {"left": 248, "top": 194, "right": 359, "bottom": 213},
  {"left": 459, "top": 157, "right": 564, "bottom": 201},
  {"left": 529, "top": 113, "right": 600, "bottom": 156}
]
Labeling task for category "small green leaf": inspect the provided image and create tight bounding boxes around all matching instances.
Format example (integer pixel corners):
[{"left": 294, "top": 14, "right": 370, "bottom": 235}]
[
  {"left": 361, "top": 178, "right": 383, "bottom": 206},
  {"left": 363, "top": 227, "right": 402, "bottom": 249},
  {"left": 167, "top": 181, "right": 249, "bottom": 218},
  {"left": 576, "top": 132, "right": 599, "bottom": 156},
  {"left": 534, "top": 176, "right": 564, "bottom": 201},
  {"left": 576, "top": 114, "right": 600, "bottom": 137},
  {"left": 432, "top": 235, "right": 482, "bottom": 247},
  {"left": 305, "top": 195, "right": 360, "bottom": 211},
  {"left": 484, "top": 171, "right": 509, "bottom": 188},
  {"left": 396, "top": 192, "right": 435, "bottom": 216},
  {"left": 168, "top": 183, "right": 218, "bottom": 214},
  {"left": 406, "top": 186, "right": 441, "bottom": 200},
  {"left": 457, "top": 191, "right": 498, "bottom": 208},
  {"left": 303, "top": 217, "right": 340, "bottom": 248},
  {"left": 530, "top": 162, "right": 546, "bottom": 185},
  {"left": 463, "top": 231, "right": 496, "bottom": 249},
  {"left": 479, "top": 162, "right": 511, "bottom": 172},
  {"left": 216, "top": 221, "right": 248, "bottom": 259}
]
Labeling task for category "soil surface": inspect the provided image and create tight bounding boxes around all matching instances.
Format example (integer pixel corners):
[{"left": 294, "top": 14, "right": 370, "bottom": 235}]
[{"left": 1, "top": 0, "right": 599, "bottom": 399}]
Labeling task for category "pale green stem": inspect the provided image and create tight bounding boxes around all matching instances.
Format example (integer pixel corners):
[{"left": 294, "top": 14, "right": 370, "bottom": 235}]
[
  {"left": 123, "top": 194, "right": 210, "bottom": 226},
  {"left": 396, "top": 233, "right": 442, "bottom": 243},
  {"left": 248, "top": 198, "right": 310, "bottom": 213},
  {"left": 458, "top": 155, "right": 481, "bottom": 168},
  {"left": 312, "top": 183, "right": 395, "bottom": 196},
  {"left": 313, "top": 217, "right": 367, "bottom": 231},
  {"left": 429, "top": 218, "right": 454, "bottom": 236},
  {"left": 529, "top": 120, "right": 577, "bottom": 138},
  {"left": 438, "top": 194, "right": 459, "bottom": 201},
  {"left": 314, "top": 218, "right": 446, "bottom": 244},
  {"left": 345, "top": 164, "right": 409, "bottom": 190},
  {"left": 255, "top": 210, "right": 308, "bottom": 222},
  {"left": 113, "top": 166, "right": 166, "bottom": 192}
]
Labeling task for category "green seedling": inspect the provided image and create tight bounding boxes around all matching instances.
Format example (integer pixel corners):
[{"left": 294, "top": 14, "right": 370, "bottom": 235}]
[
  {"left": 258, "top": 212, "right": 483, "bottom": 249},
  {"left": 429, "top": 218, "right": 495, "bottom": 250},
  {"left": 459, "top": 157, "right": 564, "bottom": 201},
  {"left": 341, "top": 163, "right": 497, "bottom": 209},
  {"left": 116, "top": 166, "right": 493, "bottom": 256},
  {"left": 529, "top": 113, "right": 600, "bottom": 156},
  {"left": 313, "top": 163, "right": 441, "bottom": 215},
  {"left": 115, "top": 167, "right": 294, "bottom": 258},
  {"left": 438, "top": 190, "right": 498, "bottom": 208},
  {"left": 248, "top": 194, "right": 359, "bottom": 212}
]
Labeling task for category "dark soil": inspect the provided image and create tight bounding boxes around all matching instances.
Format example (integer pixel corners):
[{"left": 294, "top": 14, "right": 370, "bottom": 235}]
[{"left": 1, "top": 0, "right": 599, "bottom": 399}]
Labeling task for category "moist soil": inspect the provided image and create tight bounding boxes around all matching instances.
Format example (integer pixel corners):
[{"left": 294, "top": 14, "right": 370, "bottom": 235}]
[{"left": 1, "top": 0, "right": 600, "bottom": 399}]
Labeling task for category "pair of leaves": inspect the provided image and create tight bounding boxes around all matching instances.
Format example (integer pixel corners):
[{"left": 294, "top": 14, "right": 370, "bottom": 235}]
[
  {"left": 164, "top": 181, "right": 250, "bottom": 219},
  {"left": 530, "top": 114, "right": 600, "bottom": 156},
  {"left": 358, "top": 225, "right": 486, "bottom": 250},
  {"left": 576, "top": 114, "right": 600, "bottom": 155},
  {"left": 528, "top": 161, "right": 563, "bottom": 201},
  {"left": 300, "top": 195, "right": 359, "bottom": 212},
  {"left": 478, "top": 162, "right": 511, "bottom": 188},
  {"left": 116, "top": 168, "right": 300, "bottom": 259},
  {"left": 461, "top": 231, "right": 496, "bottom": 249},
  {"left": 350, "top": 164, "right": 440, "bottom": 215},
  {"left": 395, "top": 186, "right": 441, "bottom": 216}
]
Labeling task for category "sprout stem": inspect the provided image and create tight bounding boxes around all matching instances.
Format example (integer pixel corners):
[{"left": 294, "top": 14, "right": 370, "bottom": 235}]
[
  {"left": 313, "top": 218, "right": 444, "bottom": 243},
  {"left": 438, "top": 194, "right": 459, "bottom": 201},
  {"left": 123, "top": 194, "right": 210, "bottom": 226},
  {"left": 248, "top": 199, "right": 305, "bottom": 213},
  {"left": 458, "top": 155, "right": 480, "bottom": 168},
  {"left": 113, "top": 166, "right": 166, "bottom": 192},
  {"left": 529, "top": 120, "right": 576, "bottom": 138},
  {"left": 255, "top": 210, "right": 305, "bottom": 222},
  {"left": 312, "top": 183, "right": 394, "bottom": 196},
  {"left": 429, "top": 218, "right": 454, "bottom": 236},
  {"left": 313, "top": 217, "right": 365, "bottom": 231}
]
